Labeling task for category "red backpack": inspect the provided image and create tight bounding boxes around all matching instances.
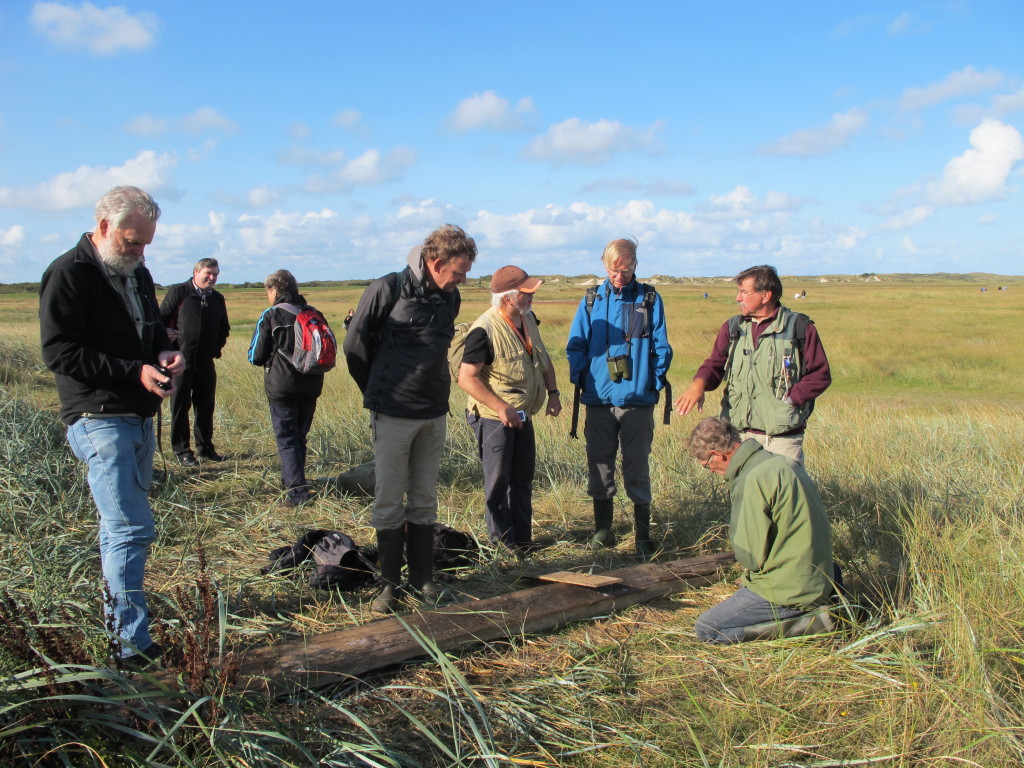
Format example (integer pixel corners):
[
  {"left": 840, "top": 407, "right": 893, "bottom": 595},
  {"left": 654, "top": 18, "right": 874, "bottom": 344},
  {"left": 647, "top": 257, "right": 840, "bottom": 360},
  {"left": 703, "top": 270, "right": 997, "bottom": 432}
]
[{"left": 278, "top": 303, "right": 337, "bottom": 374}]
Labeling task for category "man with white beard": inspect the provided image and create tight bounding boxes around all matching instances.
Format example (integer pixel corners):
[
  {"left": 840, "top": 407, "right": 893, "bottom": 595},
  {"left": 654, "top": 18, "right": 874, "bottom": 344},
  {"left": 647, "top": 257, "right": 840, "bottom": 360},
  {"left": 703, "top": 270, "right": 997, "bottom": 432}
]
[{"left": 39, "top": 186, "right": 185, "bottom": 668}]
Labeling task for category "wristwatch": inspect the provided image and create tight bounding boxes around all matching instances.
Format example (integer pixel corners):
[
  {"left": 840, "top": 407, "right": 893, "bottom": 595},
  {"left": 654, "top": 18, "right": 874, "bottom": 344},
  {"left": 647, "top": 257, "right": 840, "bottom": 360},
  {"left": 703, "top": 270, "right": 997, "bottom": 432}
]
[{"left": 548, "top": 389, "right": 560, "bottom": 396}]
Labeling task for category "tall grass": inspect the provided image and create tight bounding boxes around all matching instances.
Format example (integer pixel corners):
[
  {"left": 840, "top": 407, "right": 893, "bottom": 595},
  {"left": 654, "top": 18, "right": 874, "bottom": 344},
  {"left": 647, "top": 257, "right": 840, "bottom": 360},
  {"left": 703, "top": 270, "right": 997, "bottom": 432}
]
[{"left": 0, "top": 278, "right": 1022, "bottom": 766}]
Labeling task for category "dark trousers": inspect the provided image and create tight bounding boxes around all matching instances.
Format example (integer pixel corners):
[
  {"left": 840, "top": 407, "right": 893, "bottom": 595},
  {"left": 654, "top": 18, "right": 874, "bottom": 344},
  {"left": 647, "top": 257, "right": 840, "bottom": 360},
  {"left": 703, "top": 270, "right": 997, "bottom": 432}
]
[
  {"left": 170, "top": 357, "right": 217, "bottom": 456},
  {"left": 467, "top": 411, "right": 536, "bottom": 547},
  {"left": 269, "top": 397, "right": 317, "bottom": 502}
]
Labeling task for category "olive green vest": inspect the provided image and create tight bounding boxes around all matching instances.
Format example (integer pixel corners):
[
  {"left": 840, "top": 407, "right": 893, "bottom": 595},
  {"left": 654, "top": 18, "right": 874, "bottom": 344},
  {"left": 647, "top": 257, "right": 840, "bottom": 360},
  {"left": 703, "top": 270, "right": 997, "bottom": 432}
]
[
  {"left": 720, "top": 307, "right": 812, "bottom": 435},
  {"left": 466, "top": 307, "right": 550, "bottom": 420}
]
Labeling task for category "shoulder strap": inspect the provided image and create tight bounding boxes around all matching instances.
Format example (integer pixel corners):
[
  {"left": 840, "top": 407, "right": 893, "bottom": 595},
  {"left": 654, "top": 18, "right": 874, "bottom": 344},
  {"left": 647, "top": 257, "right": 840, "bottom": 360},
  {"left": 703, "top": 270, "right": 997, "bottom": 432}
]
[
  {"left": 723, "top": 314, "right": 743, "bottom": 380},
  {"left": 641, "top": 283, "right": 656, "bottom": 308},
  {"left": 584, "top": 285, "right": 598, "bottom": 314}
]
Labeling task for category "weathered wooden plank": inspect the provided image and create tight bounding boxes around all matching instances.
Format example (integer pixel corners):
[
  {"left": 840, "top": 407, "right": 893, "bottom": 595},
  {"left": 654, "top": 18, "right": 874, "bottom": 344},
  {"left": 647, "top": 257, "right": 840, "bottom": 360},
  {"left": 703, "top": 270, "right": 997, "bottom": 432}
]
[
  {"left": 235, "top": 552, "right": 734, "bottom": 697},
  {"left": 537, "top": 571, "right": 623, "bottom": 588}
]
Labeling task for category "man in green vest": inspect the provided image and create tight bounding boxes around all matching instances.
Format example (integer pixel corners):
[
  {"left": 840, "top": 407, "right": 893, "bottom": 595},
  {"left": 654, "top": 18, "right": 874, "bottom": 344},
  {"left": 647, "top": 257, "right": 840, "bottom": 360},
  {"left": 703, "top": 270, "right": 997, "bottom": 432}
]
[
  {"left": 457, "top": 266, "right": 562, "bottom": 555},
  {"left": 685, "top": 417, "right": 836, "bottom": 643},
  {"left": 675, "top": 265, "right": 830, "bottom": 465}
]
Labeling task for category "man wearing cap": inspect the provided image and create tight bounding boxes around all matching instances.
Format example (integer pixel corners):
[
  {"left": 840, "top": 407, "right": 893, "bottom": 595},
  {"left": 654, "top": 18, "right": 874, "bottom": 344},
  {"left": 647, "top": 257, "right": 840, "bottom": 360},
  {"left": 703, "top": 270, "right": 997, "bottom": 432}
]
[
  {"left": 566, "top": 238, "right": 672, "bottom": 561},
  {"left": 457, "top": 266, "right": 561, "bottom": 554}
]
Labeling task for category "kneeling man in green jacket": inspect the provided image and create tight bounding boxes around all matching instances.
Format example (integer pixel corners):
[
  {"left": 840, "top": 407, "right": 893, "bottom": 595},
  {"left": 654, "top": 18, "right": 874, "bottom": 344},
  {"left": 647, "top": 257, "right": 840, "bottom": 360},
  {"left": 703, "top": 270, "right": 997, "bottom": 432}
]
[{"left": 685, "top": 417, "right": 837, "bottom": 643}]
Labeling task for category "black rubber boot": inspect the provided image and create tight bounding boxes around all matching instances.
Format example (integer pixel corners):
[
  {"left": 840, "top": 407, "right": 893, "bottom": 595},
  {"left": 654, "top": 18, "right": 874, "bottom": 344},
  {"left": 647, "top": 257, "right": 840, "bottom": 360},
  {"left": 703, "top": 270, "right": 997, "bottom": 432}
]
[
  {"left": 406, "top": 523, "right": 439, "bottom": 606},
  {"left": 589, "top": 499, "right": 616, "bottom": 548},
  {"left": 371, "top": 528, "right": 405, "bottom": 614},
  {"left": 633, "top": 503, "right": 655, "bottom": 562}
]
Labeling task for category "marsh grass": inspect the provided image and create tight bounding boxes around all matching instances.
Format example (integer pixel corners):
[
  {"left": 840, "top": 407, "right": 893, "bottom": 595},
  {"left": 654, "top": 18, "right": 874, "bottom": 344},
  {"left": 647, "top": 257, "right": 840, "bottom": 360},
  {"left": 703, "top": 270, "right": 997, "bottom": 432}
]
[{"left": 1, "top": 278, "right": 1023, "bottom": 765}]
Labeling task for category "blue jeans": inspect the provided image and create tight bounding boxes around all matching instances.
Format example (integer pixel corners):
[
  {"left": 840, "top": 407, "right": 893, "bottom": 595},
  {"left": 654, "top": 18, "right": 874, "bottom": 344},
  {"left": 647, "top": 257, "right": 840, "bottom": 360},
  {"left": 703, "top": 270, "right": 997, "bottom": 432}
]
[
  {"left": 67, "top": 416, "right": 157, "bottom": 656},
  {"left": 695, "top": 586, "right": 807, "bottom": 644}
]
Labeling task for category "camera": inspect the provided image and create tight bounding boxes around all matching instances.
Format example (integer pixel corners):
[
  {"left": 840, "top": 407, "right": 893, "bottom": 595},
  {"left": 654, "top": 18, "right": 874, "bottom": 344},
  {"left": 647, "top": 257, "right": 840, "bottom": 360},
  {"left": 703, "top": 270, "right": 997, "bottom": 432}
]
[
  {"left": 607, "top": 355, "right": 632, "bottom": 383},
  {"left": 154, "top": 364, "right": 172, "bottom": 391}
]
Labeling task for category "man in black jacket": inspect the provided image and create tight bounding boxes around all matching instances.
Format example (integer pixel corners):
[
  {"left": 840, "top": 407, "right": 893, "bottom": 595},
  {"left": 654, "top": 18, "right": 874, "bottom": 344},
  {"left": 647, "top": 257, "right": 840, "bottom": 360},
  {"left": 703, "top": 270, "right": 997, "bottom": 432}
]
[
  {"left": 39, "top": 185, "right": 184, "bottom": 665},
  {"left": 160, "top": 258, "right": 230, "bottom": 466},
  {"left": 344, "top": 224, "right": 476, "bottom": 613}
]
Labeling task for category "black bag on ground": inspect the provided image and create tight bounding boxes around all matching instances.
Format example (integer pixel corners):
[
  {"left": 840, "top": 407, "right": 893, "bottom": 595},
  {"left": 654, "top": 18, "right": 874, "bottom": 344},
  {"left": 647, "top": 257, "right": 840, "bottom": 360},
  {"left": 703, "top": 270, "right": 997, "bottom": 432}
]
[
  {"left": 262, "top": 529, "right": 376, "bottom": 591},
  {"left": 432, "top": 523, "right": 479, "bottom": 571}
]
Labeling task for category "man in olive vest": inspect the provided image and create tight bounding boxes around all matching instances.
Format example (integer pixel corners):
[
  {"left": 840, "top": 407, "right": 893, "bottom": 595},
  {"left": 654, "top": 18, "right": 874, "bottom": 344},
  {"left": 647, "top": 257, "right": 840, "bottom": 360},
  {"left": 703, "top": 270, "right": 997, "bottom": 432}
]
[
  {"left": 674, "top": 265, "right": 830, "bottom": 465},
  {"left": 457, "top": 266, "right": 562, "bottom": 555}
]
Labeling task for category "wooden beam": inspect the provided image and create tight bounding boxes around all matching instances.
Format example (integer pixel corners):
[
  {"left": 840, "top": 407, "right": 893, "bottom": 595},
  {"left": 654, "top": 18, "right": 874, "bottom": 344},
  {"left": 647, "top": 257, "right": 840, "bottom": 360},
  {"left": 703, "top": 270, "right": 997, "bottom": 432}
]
[{"left": 235, "top": 552, "right": 735, "bottom": 697}]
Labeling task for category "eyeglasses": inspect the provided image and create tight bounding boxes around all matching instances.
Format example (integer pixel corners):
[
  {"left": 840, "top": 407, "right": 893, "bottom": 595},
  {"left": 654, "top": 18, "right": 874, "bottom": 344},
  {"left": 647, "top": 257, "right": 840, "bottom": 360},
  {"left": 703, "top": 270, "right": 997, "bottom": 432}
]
[
  {"left": 702, "top": 453, "right": 714, "bottom": 469},
  {"left": 736, "top": 289, "right": 765, "bottom": 298}
]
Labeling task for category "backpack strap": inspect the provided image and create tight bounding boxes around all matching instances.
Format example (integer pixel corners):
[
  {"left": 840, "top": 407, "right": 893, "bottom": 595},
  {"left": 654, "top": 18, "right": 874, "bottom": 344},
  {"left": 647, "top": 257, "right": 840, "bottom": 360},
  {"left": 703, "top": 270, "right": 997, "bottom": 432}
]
[{"left": 584, "top": 284, "right": 599, "bottom": 314}]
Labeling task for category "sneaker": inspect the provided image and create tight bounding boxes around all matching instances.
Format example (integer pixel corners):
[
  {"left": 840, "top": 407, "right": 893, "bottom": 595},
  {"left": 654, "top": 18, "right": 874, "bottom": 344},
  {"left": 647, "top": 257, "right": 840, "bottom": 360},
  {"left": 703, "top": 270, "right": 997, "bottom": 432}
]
[{"left": 177, "top": 453, "right": 199, "bottom": 468}]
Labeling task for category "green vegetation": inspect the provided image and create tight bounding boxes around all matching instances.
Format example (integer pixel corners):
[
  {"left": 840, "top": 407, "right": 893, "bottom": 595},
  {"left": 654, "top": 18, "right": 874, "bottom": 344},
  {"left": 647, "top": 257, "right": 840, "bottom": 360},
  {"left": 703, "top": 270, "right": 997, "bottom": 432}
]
[{"left": 0, "top": 279, "right": 1022, "bottom": 766}]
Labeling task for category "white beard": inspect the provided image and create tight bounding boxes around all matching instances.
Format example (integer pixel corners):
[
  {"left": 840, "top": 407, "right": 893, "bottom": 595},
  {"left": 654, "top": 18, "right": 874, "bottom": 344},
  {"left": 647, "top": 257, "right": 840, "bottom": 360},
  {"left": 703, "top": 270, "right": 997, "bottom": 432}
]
[{"left": 97, "top": 238, "right": 143, "bottom": 277}]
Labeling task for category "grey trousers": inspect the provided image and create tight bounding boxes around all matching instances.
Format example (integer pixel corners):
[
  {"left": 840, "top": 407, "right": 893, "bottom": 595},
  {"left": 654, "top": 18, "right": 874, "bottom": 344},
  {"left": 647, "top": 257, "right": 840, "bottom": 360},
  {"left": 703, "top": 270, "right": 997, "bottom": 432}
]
[
  {"left": 370, "top": 412, "right": 446, "bottom": 530},
  {"left": 584, "top": 404, "right": 654, "bottom": 505}
]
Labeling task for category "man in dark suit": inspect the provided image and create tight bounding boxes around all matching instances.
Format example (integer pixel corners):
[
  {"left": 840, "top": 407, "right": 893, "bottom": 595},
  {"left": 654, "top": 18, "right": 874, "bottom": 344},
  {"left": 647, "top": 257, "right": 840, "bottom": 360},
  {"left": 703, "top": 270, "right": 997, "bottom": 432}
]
[{"left": 160, "top": 258, "right": 230, "bottom": 465}]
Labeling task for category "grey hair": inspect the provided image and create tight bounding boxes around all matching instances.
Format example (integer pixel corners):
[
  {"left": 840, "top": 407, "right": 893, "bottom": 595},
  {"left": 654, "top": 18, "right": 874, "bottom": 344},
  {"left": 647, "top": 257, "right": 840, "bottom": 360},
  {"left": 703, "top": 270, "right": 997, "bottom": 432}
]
[
  {"left": 491, "top": 288, "right": 519, "bottom": 309},
  {"left": 264, "top": 269, "right": 298, "bottom": 298},
  {"left": 194, "top": 257, "right": 219, "bottom": 272},
  {"left": 685, "top": 417, "right": 741, "bottom": 461},
  {"left": 94, "top": 186, "right": 161, "bottom": 228}
]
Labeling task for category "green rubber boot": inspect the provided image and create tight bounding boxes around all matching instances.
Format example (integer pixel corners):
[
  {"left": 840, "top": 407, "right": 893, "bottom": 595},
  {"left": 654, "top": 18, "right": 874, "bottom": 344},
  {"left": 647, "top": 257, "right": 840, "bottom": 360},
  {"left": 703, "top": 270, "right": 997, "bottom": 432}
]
[
  {"left": 589, "top": 499, "right": 616, "bottom": 548},
  {"left": 406, "top": 523, "right": 440, "bottom": 606},
  {"left": 634, "top": 503, "right": 655, "bottom": 562},
  {"left": 371, "top": 527, "right": 405, "bottom": 614}
]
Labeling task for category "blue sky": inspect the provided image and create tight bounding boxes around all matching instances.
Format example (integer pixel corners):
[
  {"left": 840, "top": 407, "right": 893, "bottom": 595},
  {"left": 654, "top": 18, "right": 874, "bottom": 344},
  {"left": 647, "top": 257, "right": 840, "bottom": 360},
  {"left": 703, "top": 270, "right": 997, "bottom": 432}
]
[{"left": 1, "top": 1, "right": 1022, "bottom": 285}]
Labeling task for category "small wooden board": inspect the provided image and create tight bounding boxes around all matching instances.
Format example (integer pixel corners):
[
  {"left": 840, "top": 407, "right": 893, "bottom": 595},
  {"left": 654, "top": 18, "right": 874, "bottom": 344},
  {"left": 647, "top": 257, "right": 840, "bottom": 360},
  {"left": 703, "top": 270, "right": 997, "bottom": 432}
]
[{"left": 537, "top": 571, "right": 623, "bottom": 589}]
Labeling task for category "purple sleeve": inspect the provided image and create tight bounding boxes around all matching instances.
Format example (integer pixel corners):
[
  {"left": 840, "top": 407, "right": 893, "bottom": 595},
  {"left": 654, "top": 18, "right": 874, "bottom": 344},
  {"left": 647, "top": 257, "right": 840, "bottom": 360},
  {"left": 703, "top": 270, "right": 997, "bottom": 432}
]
[{"left": 788, "top": 322, "right": 831, "bottom": 406}]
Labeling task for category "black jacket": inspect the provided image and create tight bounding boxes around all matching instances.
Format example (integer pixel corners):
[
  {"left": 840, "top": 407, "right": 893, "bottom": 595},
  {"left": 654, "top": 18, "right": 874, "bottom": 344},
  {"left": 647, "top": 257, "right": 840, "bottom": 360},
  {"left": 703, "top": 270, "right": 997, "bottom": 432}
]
[
  {"left": 343, "top": 246, "right": 460, "bottom": 419},
  {"left": 247, "top": 293, "right": 324, "bottom": 402},
  {"left": 159, "top": 279, "right": 230, "bottom": 364},
  {"left": 39, "top": 233, "right": 173, "bottom": 425}
]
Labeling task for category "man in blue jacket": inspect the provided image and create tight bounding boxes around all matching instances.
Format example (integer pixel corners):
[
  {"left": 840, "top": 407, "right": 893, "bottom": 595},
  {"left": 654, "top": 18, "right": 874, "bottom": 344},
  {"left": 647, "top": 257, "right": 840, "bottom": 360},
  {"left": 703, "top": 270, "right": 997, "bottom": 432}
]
[{"left": 566, "top": 238, "right": 672, "bottom": 560}]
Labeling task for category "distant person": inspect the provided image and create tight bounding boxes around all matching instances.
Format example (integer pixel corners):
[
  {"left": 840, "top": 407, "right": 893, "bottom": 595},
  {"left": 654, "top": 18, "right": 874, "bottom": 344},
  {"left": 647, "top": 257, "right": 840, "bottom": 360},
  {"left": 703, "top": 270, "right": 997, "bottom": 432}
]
[
  {"left": 801, "top": 289, "right": 807, "bottom": 299},
  {"left": 675, "top": 265, "right": 830, "bottom": 465},
  {"left": 457, "top": 266, "right": 561, "bottom": 554},
  {"left": 343, "top": 308, "right": 354, "bottom": 330},
  {"left": 566, "top": 238, "right": 673, "bottom": 561},
  {"left": 685, "top": 417, "right": 836, "bottom": 643},
  {"left": 39, "top": 185, "right": 184, "bottom": 666},
  {"left": 160, "top": 258, "right": 230, "bottom": 466},
  {"left": 248, "top": 270, "right": 331, "bottom": 507},
  {"left": 703, "top": 291, "right": 709, "bottom": 300},
  {"left": 344, "top": 225, "right": 476, "bottom": 612}
]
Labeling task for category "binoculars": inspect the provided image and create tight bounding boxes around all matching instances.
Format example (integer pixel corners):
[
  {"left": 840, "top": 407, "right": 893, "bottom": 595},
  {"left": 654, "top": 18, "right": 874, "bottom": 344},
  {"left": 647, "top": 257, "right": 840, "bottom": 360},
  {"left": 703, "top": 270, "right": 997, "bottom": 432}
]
[{"left": 607, "top": 355, "right": 632, "bottom": 382}]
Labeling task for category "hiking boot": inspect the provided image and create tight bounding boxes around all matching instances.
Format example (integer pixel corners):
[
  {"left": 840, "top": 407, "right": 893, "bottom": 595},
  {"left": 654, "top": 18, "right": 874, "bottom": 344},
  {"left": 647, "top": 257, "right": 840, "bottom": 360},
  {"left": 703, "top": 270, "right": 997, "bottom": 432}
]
[
  {"left": 589, "top": 499, "right": 616, "bottom": 548},
  {"left": 406, "top": 523, "right": 439, "bottom": 606},
  {"left": 371, "top": 528, "right": 405, "bottom": 614},
  {"left": 199, "top": 447, "right": 224, "bottom": 462},
  {"left": 634, "top": 503, "right": 655, "bottom": 562},
  {"left": 177, "top": 452, "right": 199, "bottom": 468}
]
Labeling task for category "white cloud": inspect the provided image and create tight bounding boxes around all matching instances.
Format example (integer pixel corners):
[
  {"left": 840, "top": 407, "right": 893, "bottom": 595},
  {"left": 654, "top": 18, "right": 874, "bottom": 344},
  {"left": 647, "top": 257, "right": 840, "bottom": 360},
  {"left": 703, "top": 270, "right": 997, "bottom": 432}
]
[
  {"left": 0, "top": 150, "right": 178, "bottom": 210},
  {"left": 0, "top": 225, "right": 27, "bottom": 247},
  {"left": 901, "top": 235, "right": 919, "bottom": 253},
  {"left": 277, "top": 146, "right": 347, "bottom": 167},
  {"left": 289, "top": 122, "right": 313, "bottom": 140},
  {"left": 927, "top": 119, "right": 1024, "bottom": 206},
  {"left": 446, "top": 91, "right": 537, "bottom": 133},
  {"left": 900, "top": 66, "right": 1004, "bottom": 111},
  {"left": 522, "top": 118, "right": 664, "bottom": 166},
  {"left": 835, "top": 227, "right": 867, "bottom": 250},
  {"left": 978, "top": 213, "right": 998, "bottom": 225},
  {"left": 953, "top": 85, "right": 1024, "bottom": 125},
  {"left": 758, "top": 108, "right": 868, "bottom": 157},
  {"left": 331, "top": 109, "right": 371, "bottom": 139},
  {"left": 242, "top": 147, "right": 418, "bottom": 207},
  {"left": 883, "top": 205, "right": 934, "bottom": 230},
  {"left": 705, "top": 185, "right": 803, "bottom": 215},
  {"left": 887, "top": 12, "right": 913, "bottom": 35},
  {"left": 30, "top": 1, "right": 158, "bottom": 55},
  {"left": 126, "top": 106, "right": 237, "bottom": 136}
]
